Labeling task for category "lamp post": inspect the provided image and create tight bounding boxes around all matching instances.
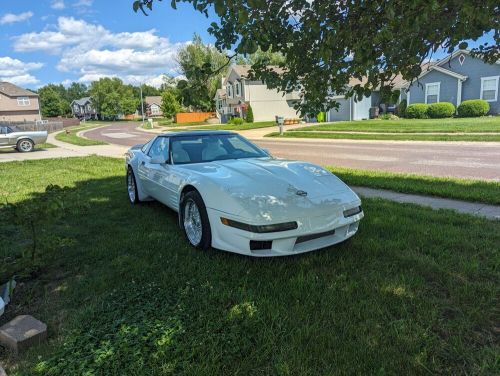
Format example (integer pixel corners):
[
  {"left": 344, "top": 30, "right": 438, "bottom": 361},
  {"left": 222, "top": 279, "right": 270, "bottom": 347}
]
[{"left": 140, "top": 84, "right": 145, "bottom": 126}]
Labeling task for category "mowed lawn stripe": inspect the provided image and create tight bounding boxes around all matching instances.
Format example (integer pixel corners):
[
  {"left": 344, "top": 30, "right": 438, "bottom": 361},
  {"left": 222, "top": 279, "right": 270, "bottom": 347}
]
[{"left": 290, "top": 116, "right": 500, "bottom": 133}]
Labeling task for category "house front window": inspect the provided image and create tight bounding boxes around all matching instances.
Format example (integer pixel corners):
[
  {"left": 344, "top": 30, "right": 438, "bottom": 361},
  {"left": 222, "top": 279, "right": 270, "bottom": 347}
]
[
  {"left": 425, "top": 82, "right": 440, "bottom": 104},
  {"left": 480, "top": 76, "right": 499, "bottom": 102},
  {"left": 17, "top": 97, "right": 30, "bottom": 106},
  {"left": 235, "top": 82, "right": 241, "bottom": 97},
  {"left": 226, "top": 84, "right": 232, "bottom": 98}
]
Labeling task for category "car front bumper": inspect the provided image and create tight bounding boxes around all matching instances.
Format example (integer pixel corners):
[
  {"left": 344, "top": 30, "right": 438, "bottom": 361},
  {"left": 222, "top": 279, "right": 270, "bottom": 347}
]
[{"left": 206, "top": 205, "right": 364, "bottom": 257}]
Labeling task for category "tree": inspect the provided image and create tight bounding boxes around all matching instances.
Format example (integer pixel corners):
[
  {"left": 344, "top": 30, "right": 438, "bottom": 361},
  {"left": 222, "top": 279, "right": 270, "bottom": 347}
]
[
  {"left": 161, "top": 91, "right": 181, "bottom": 119},
  {"left": 133, "top": 0, "right": 499, "bottom": 115},
  {"left": 238, "top": 47, "right": 286, "bottom": 66},
  {"left": 89, "top": 78, "right": 140, "bottom": 119},
  {"left": 38, "top": 85, "right": 65, "bottom": 117},
  {"left": 66, "top": 82, "right": 88, "bottom": 102},
  {"left": 245, "top": 104, "right": 254, "bottom": 123},
  {"left": 176, "top": 34, "right": 230, "bottom": 111}
]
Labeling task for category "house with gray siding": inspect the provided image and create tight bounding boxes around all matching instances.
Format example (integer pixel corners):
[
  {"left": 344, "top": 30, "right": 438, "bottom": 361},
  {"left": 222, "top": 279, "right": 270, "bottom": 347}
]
[{"left": 401, "top": 50, "right": 500, "bottom": 114}]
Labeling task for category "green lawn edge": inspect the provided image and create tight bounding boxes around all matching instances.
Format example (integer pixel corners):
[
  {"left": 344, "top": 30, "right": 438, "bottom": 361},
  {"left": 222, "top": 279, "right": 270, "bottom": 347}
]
[
  {"left": 55, "top": 123, "right": 108, "bottom": 146},
  {"left": 266, "top": 131, "right": 500, "bottom": 142},
  {"left": 328, "top": 166, "right": 500, "bottom": 205},
  {"left": 291, "top": 117, "right": 500, "bottom": 133}
]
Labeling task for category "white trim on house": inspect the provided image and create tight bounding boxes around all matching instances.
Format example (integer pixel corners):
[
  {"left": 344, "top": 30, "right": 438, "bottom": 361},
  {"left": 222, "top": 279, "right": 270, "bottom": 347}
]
[
  {"left": 425, "top": 82, "right": 440, "bottom": 104},
  {"left": 457, "top": 79, "right": 462, "bottom": 107},
  {"left": 431, "top": 65, "right": 468, "bottom": 80},
  {"left": 480, "top": 75, "right": 499, "bottom": 102}
]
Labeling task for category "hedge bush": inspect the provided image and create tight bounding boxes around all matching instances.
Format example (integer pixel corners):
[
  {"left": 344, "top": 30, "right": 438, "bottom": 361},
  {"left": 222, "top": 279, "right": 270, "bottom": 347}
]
[
  {"left": 228, "top": 117, "right": 244, "bottom": 125},
  {"left": 245, "top": 105, "right": 254, "bottom": 123},
  {"left": 396, "top": 99, "right": 407, "bottom": 117},
  {"left": 457, "top": 100, "right": 490, "bottom": 117},
  {"left": 405, "top": 103, "right": 429, "bottom": 119},
  {"left": 427, "top": 102, "right": 455, "bottom": 118}
]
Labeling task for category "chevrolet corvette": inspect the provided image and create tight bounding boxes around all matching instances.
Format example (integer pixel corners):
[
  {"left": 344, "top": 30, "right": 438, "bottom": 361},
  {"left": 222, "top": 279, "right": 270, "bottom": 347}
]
[{"left": 125, "top": 131, "right": 363, "bottom": 256}]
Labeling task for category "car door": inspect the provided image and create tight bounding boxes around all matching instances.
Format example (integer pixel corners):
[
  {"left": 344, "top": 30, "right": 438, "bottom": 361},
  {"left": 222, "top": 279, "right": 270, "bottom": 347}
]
[
  {"left": 139, "top": 137, "right": 174, "bottom": 206},
  {"left": 0, "top": 127, "right": 9, "bottom": 146}
]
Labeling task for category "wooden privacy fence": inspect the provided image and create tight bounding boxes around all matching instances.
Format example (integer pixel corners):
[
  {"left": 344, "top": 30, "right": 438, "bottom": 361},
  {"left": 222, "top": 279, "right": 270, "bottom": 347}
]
[
  {"left": 1, "top": 121, "right": 64, "bottom": 133},
  {"left": 175, "top": 112, "right": 216, "bottom": 124}
]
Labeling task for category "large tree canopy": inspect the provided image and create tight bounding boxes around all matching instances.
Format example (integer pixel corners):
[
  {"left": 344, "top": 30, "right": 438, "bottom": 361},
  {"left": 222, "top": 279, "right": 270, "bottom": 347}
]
[{"left": 134, "top": 0, "right": 499, "bottom": 114}]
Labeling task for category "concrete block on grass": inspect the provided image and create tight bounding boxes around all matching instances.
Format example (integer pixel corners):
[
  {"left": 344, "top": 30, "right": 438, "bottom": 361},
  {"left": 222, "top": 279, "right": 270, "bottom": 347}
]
[{"left": 0, "top": 315, "right": 47, "bottom": 355}]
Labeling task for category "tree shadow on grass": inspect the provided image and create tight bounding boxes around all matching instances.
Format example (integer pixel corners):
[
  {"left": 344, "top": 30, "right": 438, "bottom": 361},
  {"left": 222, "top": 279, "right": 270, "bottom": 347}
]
[{"left": 0, "top": 175, "right": 499, "bottom": 375}]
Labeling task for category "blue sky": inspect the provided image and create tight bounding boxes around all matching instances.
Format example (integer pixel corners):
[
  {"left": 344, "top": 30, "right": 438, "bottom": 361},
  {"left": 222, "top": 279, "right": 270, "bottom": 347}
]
[
  {"left": 0, "top": 0, "right": 216, "bottom": 88},
  {"left": 0, "top": 0, "right": 495, "bottom": 89}
]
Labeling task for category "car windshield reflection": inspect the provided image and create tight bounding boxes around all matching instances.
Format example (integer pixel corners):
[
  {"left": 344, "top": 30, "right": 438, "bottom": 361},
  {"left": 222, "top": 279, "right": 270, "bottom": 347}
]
[{"left": 171, "top": 134, "right": 268, "bottom": 165}]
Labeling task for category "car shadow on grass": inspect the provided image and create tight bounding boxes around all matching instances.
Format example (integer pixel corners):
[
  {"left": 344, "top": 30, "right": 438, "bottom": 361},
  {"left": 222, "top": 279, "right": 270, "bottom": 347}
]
[{"left": 0, "top": 174, "right": 499, "bottom": 375}]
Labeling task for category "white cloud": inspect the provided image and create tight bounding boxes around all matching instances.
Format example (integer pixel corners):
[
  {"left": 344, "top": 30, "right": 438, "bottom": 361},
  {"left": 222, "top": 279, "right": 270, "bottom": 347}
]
[
  {"left": 0, "top": 12, "right": 34, "bottom": 25},
  {"left": 74, "top": 0, "right": 93, "bottom": 7},
  {"left": 0, "top": 57, "right": 43, "bottom": 85},
  {"left": 51, "top": 0, "right": 65, "bottom": 10},
  {"left": 13, "top": 17, "right": 184, "bottom": 84}
]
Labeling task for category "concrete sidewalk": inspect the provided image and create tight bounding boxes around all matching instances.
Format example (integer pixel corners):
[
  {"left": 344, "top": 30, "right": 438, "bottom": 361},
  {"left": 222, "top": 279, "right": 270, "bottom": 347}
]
[{"left": 353, "top": 186, "right": 500, "bottom": 220}]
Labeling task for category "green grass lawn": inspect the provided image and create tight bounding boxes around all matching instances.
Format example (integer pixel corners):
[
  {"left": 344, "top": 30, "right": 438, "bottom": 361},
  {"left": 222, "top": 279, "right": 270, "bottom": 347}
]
[
  {"left": 55, "top": 123, "right": 107, "bottom": 146},
  {"left": 267, "top": 131, "right": 500, "bottom": 142},
  {"left": 0, "top": 157, "right": 498, "bottom": 375},
  {"left": 293, "top": 116, "right": 500, "bottom": 133},
  {"left": 328, "top": 166, "right": 500, "bottom": 205}
]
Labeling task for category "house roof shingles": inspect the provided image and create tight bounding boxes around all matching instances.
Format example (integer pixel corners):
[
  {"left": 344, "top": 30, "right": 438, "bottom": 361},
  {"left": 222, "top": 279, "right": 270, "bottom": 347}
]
[
  {"left": 145, "top": 96, "right": 162, "bottom": 106},
  {"left": 72, "top": 97, "right": 92, "bottom": 106},
  {"left": 0, "top": 82, "right": 38, "bottom": 97}
]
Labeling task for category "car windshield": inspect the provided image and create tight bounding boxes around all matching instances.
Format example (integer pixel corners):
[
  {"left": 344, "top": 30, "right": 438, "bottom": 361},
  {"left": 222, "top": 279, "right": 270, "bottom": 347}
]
[{"left": 171, "top": 134, "right": 268, "bottom": 165}]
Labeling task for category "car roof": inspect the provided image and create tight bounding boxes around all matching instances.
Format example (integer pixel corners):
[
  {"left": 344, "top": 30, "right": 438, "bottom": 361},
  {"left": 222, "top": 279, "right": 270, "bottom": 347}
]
[{"left": 158, "top": 130, "right": 237, "bottom": 137}]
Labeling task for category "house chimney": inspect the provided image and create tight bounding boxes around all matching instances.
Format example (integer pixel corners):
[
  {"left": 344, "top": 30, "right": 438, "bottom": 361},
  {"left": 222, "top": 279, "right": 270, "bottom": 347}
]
[{"left": 221, "top": 76, "right": 225, "bottom": 89}]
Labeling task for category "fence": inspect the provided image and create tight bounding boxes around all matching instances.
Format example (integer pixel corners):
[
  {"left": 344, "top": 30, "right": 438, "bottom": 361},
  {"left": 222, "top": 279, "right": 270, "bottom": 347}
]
[
  {"left": 1, "top": 121, "right": 64, "bottom": 133},
  {"left": 175, "top": 112, "right": 216, "bottom": 124}
]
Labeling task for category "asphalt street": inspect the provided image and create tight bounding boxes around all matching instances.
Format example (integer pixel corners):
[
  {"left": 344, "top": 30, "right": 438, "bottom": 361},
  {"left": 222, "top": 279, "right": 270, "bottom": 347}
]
[{"left": 83, "top": 122, "right": 500, "bottom": 181}]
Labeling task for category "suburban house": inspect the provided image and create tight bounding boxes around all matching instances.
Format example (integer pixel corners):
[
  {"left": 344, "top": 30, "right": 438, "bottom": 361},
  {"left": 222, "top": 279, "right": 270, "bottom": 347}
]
[
  {"left": 401, "top": 50, "right": 500, "bottom": 114},
  {"left": 325, "top": 76, "right": 404, "bottom": 122},
  {"left": 326, "top": 50, "right": 500, "bottom": 121},
  {"left": 71, "top": 97, "right": 97, "bottom": 120},
  {"left": 144, "top": 96, "right": 163, "bottom": 117},
  {"left": 0, "top": 82, "right": 41, "bottom": 123},
  {"left": 214, "top": 65, "right": 301, "bottom": 123}
]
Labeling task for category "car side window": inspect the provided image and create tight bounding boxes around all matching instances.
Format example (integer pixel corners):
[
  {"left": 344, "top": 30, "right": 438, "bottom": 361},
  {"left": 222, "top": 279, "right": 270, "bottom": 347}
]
[
  {"left": 0, "top": 127, "right": 5, "bottom": 135},
  {"left": 148, "top": 137, "right": 169, "bottom": 160}
]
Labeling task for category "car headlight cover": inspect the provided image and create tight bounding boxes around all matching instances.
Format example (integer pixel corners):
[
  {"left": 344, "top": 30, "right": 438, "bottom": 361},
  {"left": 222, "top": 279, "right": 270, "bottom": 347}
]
[
  {"left": 220, "top": 217, "right": 298, "bottom": 233},
  {"left": 344, "top": 206, "right": 363, "bottom": 218}
]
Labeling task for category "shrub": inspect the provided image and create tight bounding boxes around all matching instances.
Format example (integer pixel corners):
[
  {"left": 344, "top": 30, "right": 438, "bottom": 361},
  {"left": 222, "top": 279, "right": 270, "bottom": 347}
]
[
  {"left": 427, "top": 102, "right": 455, "bottom": 118},
  {"left": 396, "top": 99, "right": 407, "bottom": 117},
  {"left": 245, "top": 105, "right": 254, "bottom": 123},
  {"left": 405, "top": 103, "right": 429, "bottom": 119},
  {"left": 457, "top": 100, "right": 490, "bottom": 117},
  {"left": 228, "top": 117, "right": 244, "bottom": 125}
]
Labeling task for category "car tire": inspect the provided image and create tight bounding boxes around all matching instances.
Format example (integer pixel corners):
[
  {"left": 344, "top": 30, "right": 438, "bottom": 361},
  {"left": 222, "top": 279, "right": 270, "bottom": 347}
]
[
  {"left": 126, "top": 166, "right": 140, "bottom": 204},
  {"left": 17, "top": 139, "right": 34, "bottom": 153},
  {"left": 180, "top": 190, "right": 212, "bottom": 250}
]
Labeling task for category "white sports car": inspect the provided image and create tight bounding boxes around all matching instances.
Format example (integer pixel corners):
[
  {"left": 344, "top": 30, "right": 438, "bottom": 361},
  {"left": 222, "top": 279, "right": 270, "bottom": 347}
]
[{"left": 125, "top": 131, "right": 363, "bottom": 257}]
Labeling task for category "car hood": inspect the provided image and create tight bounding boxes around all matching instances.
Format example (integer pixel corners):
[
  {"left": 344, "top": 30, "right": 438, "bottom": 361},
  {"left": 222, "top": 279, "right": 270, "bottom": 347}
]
[{"left": 180, "top": 158, "right": 360, "bottom": 222}]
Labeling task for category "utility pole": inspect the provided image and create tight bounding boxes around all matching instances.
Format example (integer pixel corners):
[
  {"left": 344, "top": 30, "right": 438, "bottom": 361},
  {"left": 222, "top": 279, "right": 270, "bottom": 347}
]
[{"left": 140, "top": 84, "right": 145, "bottom": 126}]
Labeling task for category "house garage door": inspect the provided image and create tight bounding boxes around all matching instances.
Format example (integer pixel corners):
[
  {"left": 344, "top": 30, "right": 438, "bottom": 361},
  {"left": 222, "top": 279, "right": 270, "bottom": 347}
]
[{"left": 327, "top": 98, "right": 351, "bottom": 121}]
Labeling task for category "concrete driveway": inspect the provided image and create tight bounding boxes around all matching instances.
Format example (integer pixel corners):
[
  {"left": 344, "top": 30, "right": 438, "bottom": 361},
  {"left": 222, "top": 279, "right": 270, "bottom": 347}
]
[{"left": 81, "top": 122, "right": 500, "bottom": 181}]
